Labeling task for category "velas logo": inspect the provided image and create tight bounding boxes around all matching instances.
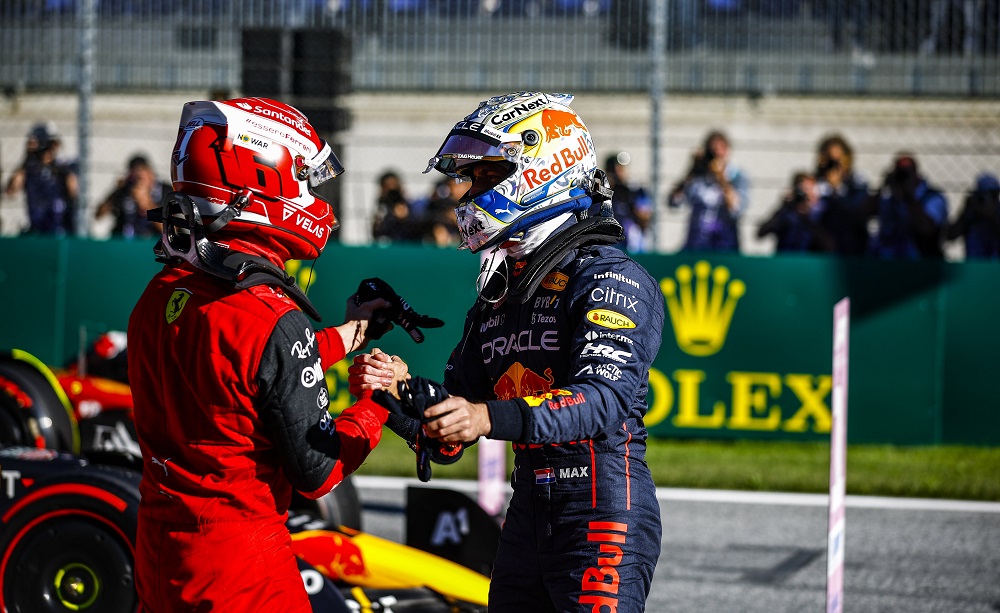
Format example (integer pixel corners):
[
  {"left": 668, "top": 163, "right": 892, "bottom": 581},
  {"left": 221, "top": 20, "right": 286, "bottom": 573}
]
[
  {"left": 523, "top": 135, "right": 591, "bottom": 190},
  {"left": 541, "top": 271, "right": 568, "bottom": 291},
  {"left": 586, "top": 309, "right": 635, "bottom": 330},
  {"left": 165, "top": 288, "right": 192, "bottom": 324},
  {"left": 661, "top": 260, "right": 745, "bottom": 357}
]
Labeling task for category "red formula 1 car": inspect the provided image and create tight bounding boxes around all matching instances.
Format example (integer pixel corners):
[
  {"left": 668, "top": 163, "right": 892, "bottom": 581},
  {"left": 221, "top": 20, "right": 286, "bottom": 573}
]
[{"left": 0, "top": 349, "right": 490, "bottom": 613}]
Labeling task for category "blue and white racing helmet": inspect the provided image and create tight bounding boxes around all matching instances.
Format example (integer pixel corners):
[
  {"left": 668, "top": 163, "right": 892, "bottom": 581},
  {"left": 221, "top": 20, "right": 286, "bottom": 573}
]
[{"left": 426, "top": 91, "right": 599, "bottom": 253}]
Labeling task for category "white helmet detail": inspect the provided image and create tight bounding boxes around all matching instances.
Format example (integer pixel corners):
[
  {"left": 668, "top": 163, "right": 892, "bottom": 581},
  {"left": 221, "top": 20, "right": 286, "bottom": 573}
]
[{"left": 426, "top": 91, "right": 599, "bottom": 253}]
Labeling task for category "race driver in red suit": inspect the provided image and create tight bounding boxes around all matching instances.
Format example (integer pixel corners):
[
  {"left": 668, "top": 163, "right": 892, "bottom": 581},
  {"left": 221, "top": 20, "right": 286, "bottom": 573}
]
[{"left": 128, "top": 98, "right": 401, "bottom": 612}]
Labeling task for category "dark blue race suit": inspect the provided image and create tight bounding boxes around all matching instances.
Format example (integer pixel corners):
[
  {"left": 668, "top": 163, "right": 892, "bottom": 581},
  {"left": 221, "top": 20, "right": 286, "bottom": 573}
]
[{"left": 444, "top": 243, "right": 665, "bottom": 613}]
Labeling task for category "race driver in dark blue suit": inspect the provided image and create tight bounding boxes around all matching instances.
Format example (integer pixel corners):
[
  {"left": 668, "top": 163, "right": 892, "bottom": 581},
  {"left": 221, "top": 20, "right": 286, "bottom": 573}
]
[{"left": 352, "top": 91, "right": 665, "bottom": 612}]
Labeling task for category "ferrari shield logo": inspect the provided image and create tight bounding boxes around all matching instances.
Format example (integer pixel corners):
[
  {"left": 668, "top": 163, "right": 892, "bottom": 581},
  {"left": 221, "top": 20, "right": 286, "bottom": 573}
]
[{"left": 165, "top": 289, "right": 192, "bottom": 324}]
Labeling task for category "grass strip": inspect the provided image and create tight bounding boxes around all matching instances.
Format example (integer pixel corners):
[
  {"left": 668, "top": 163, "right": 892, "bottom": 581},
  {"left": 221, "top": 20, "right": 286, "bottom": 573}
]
[{"left": 356, "top": 429, "right": 1000, "bottom": 502}]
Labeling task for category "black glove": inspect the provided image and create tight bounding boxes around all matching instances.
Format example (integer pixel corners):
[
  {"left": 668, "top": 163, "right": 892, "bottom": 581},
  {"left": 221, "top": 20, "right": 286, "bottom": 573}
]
[
  {"left": 372, "top": 376, "right": 464, "bottom": 482},
  {"left": 354, "top": 278, "right": 444, "bottom": 343}
]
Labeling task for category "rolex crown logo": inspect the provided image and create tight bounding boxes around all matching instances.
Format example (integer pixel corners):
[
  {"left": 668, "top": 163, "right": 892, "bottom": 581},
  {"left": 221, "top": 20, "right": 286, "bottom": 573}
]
[{"left": 660, "top": 261, "right": 745, "bottom": 357}]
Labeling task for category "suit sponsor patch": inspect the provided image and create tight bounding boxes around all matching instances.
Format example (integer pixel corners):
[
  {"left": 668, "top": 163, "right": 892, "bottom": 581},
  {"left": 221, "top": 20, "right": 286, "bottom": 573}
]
[
  {"left": 541, "top": 271, "right": 569, "bottom": 291},
  {"left": 586, "top": 309, "right": 636, "bottom": 330}
]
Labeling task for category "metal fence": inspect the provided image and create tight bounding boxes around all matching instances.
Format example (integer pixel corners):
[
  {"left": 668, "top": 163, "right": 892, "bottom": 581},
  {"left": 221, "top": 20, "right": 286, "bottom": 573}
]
[
  {"left": 1, "top": 1, "right": 998, "bottom": 97},
  {"left": 1, "top": 1, "right": 998, "bottom": 256}
]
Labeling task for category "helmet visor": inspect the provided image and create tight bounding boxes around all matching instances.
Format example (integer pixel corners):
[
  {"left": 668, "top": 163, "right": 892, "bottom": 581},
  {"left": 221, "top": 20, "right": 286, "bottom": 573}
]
[
  {"left": 457, "top": 160, "right": 517, "bottom": 200},
  {"left": 299, "top": 141, "right": 345, "bottom": 188},
  {"left": 429, "top": 126, "right": 521, "bottom": 178}
]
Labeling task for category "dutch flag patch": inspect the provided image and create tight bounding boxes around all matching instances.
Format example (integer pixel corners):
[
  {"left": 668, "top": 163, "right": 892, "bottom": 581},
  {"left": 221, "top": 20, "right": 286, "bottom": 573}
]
[{"left": 534, "top": 467, "right": 555, "bottom": 484}]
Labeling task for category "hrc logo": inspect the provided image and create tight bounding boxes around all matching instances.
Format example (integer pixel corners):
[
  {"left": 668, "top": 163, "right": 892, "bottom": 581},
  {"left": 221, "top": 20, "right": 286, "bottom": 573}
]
[{"left": 660, "top": 261, "right": 745, "bottom": 357}]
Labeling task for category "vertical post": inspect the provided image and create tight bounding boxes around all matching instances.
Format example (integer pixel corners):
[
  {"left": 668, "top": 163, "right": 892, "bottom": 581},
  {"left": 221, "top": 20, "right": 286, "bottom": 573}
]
[
  {"left": 477, "top": 438, "right": 507, "bottom": 517},
  {"left": 477, "top": 249, "right": 508, "bottom": 517},
  {"left": 827, "top": 297, "right": 850, "bottom": 613},
  {"left": 76, "top": 0, "right": 96, "bottom": 237},
  {"left": 649, "top": 0, "right": 667, "bottom": 252}
]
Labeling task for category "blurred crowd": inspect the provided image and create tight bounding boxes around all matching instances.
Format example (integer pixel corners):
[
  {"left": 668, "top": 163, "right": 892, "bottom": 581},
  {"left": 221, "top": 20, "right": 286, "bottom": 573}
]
[
  {"left": 371, "top": 128, "right": 1000, "bottom": 262},
  {"left": 3, "top": 120, "right": 998, "bottom": 261}
]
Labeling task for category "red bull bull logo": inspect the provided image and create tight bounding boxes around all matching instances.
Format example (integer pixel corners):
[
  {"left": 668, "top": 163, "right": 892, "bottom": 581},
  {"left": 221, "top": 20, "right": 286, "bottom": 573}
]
[
  {"left": 542, "top": 109, "right": 586, "bottom": 141},
  {"left": 290, "top": 531, "right": 368, "bottom": 581},
  {"left": 493, "top": 362, "right": 555, "bottom": 400}
]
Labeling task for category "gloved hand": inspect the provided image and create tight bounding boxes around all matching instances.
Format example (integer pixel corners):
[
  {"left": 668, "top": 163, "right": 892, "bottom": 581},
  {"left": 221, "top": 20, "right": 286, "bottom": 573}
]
[
  {"left": 372, "top": 376, "right": 464, "bottom": 482},
  {"left": 354, "top": 278, "right": 444, "bottom": 343}
]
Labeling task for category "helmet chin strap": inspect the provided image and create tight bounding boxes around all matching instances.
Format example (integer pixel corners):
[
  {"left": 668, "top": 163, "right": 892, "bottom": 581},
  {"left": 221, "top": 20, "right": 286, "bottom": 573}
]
[
  {"left": 503, "top": 212, "right": 575, "bottom": 260},
  {"left": 149, "top": 191, "right": 322, "bottom": 321},
  {"left": 472, "top": 167, "right": 619, "bottom": 304}
]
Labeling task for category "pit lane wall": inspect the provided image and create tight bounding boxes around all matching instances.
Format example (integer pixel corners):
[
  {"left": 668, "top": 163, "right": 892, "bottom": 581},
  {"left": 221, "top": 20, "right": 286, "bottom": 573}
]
[{"left": 2, "top": 236, "right": 997, "bottom": 446}]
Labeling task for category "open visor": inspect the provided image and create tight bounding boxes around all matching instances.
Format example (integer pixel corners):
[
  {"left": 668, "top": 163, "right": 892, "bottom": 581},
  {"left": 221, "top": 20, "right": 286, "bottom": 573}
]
[
  {"left": 428, "top": 129, "right": 521, "bottom": 178},
  {"left": 298, "top": 141, "right": 345, "bottom": 187}
]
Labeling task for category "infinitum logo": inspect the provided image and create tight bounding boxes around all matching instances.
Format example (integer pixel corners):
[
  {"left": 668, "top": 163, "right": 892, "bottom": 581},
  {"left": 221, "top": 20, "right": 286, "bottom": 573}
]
[{"left": 660, "top": 261, "right": 745, "bottom": 357}]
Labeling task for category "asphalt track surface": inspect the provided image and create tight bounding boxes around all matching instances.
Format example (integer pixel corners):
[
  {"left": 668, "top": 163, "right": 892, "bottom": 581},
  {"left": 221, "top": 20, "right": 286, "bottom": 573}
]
[{"left": 354, "top": 476, "right": 1000, "bottom": 613}]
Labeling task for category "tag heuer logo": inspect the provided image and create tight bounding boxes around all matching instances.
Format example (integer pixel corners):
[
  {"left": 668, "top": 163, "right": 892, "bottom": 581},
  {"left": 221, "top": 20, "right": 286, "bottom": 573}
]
[{"left": 165, "top": 289, "right": 192, "bottom": 324}]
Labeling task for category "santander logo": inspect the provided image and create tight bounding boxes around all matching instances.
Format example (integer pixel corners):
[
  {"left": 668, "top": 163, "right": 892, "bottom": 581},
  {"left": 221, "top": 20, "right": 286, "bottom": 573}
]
[{"left": 234, "top": 101, "right": 312, "bottom": 137}]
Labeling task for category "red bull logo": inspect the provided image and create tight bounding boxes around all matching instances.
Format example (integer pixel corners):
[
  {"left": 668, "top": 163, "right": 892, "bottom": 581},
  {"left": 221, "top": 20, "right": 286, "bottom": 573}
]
[
  {"left": 493, "top": 362, "right": 555, "bottom": 400},
  {"left": 523, "top": 135, "right": 592, "bottom": 191},
  {"left": 542, "top": 109, "right": 586, "bottom": 141},
  {"left": 290, "top": 531, "right": 367, "bottom": 581},
  {"left": 545, "top": 391, "right": 586, "bottom": 411},
  {"left": 579, "top": 521, "right": 628, "bottom": 613}
]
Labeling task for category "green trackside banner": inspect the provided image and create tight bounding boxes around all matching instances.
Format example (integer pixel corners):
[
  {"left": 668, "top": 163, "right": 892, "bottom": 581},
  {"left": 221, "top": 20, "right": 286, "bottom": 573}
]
[{"left": 1, "top": 236, "right": 998, "bottom": 445}]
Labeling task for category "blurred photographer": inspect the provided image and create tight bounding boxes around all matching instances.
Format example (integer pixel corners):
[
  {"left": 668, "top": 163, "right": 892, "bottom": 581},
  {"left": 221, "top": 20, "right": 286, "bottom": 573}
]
[
  {"left": 813, "top": 134, "right": 871, "bottom": 256},
  {"left": 668, "top": 130, "right": 749, "bottom": 252},
  {"left": 3, "top": 121, "right": 79, "bottom": 236},
  {"left": 606, "top": 151, "right": 654, "bottom": 253},
  {"left": 946, "top": 173, "right": 1000, "bottom": 259},
  {"left": 95, "top": 154, "right": 170, "bottom": 239},
  {"left": 868, "top": 153, "right": 948, "bottom": 260},
  {"left": 758, "top": 172, "right": 835, "bottom": 253}
]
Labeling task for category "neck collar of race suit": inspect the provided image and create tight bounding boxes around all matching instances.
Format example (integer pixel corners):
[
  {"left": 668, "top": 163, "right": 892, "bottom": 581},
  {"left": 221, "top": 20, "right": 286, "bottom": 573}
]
[
  {"left": 155, "top": 237, "right": 322, "bottom": 321},
  {"left": 477, "top": 200, "right": 624, "bottom": 305},
  {"left": 151, "top": 191, "right": 321, "bottom": 321}
]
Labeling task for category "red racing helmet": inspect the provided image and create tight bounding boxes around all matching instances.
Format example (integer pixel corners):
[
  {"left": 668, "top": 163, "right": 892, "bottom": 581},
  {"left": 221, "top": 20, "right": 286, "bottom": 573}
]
[{"left": 169, "top": 97, "right": 343, "bottom": 262}]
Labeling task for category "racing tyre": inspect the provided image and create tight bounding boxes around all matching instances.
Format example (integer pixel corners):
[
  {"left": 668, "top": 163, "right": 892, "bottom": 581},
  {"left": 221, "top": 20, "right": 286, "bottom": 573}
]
[
  {"left": 0, "top": 466, "right": 140, "bottom": 613},
  {"left": 0, "top": 353, "right": 78, "bottom": 453},
  {"left": 0, "top": 390, "right": 29, "bottom": 447},
  {"left": 291, "top": 475, "right": 363, "bottom": 530}
]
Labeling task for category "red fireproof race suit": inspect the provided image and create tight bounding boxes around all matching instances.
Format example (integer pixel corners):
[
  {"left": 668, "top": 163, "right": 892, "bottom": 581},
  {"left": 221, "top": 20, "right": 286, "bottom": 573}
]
[{"left": 128, "top": 262, "right": 387, "bottom": 612}]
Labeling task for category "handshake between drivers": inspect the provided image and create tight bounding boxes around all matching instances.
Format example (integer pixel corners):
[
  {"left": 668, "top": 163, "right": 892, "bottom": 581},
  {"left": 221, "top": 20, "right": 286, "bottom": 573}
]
[{"left": 348, "top": 349, "right": 492, "bottom": 482}]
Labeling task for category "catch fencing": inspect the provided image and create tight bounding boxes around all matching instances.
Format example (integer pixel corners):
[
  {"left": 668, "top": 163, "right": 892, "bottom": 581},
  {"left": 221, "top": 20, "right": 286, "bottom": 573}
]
[
  {"left": 0, "top": 1, "right": 998, "bottom": 254},
  {"left": 2, "top": 1, "right": 997, "bottom": 96}
]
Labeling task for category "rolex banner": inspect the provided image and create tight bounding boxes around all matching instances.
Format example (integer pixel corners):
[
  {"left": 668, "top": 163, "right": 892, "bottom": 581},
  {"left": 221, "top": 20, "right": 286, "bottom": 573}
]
[{"left": 2, "top": 238, "right": 998, "bottom": 445}]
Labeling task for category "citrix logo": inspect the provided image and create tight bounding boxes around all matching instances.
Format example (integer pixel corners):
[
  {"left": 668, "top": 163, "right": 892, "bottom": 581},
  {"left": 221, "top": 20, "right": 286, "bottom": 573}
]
[{"left": 661, "top": 260, "right": 745, "bottom": 357}]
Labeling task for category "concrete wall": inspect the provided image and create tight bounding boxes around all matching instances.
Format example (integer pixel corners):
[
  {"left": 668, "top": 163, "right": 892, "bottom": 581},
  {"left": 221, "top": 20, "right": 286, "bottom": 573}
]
[{"left": 2, "top": 91, "right": 998, "bottom": 257}]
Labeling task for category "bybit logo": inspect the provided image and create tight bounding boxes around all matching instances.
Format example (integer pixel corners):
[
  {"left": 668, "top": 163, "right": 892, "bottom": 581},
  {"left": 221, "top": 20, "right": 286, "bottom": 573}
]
[{"left": 660, "top": 261, "right": 745, "bottom": 357}]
